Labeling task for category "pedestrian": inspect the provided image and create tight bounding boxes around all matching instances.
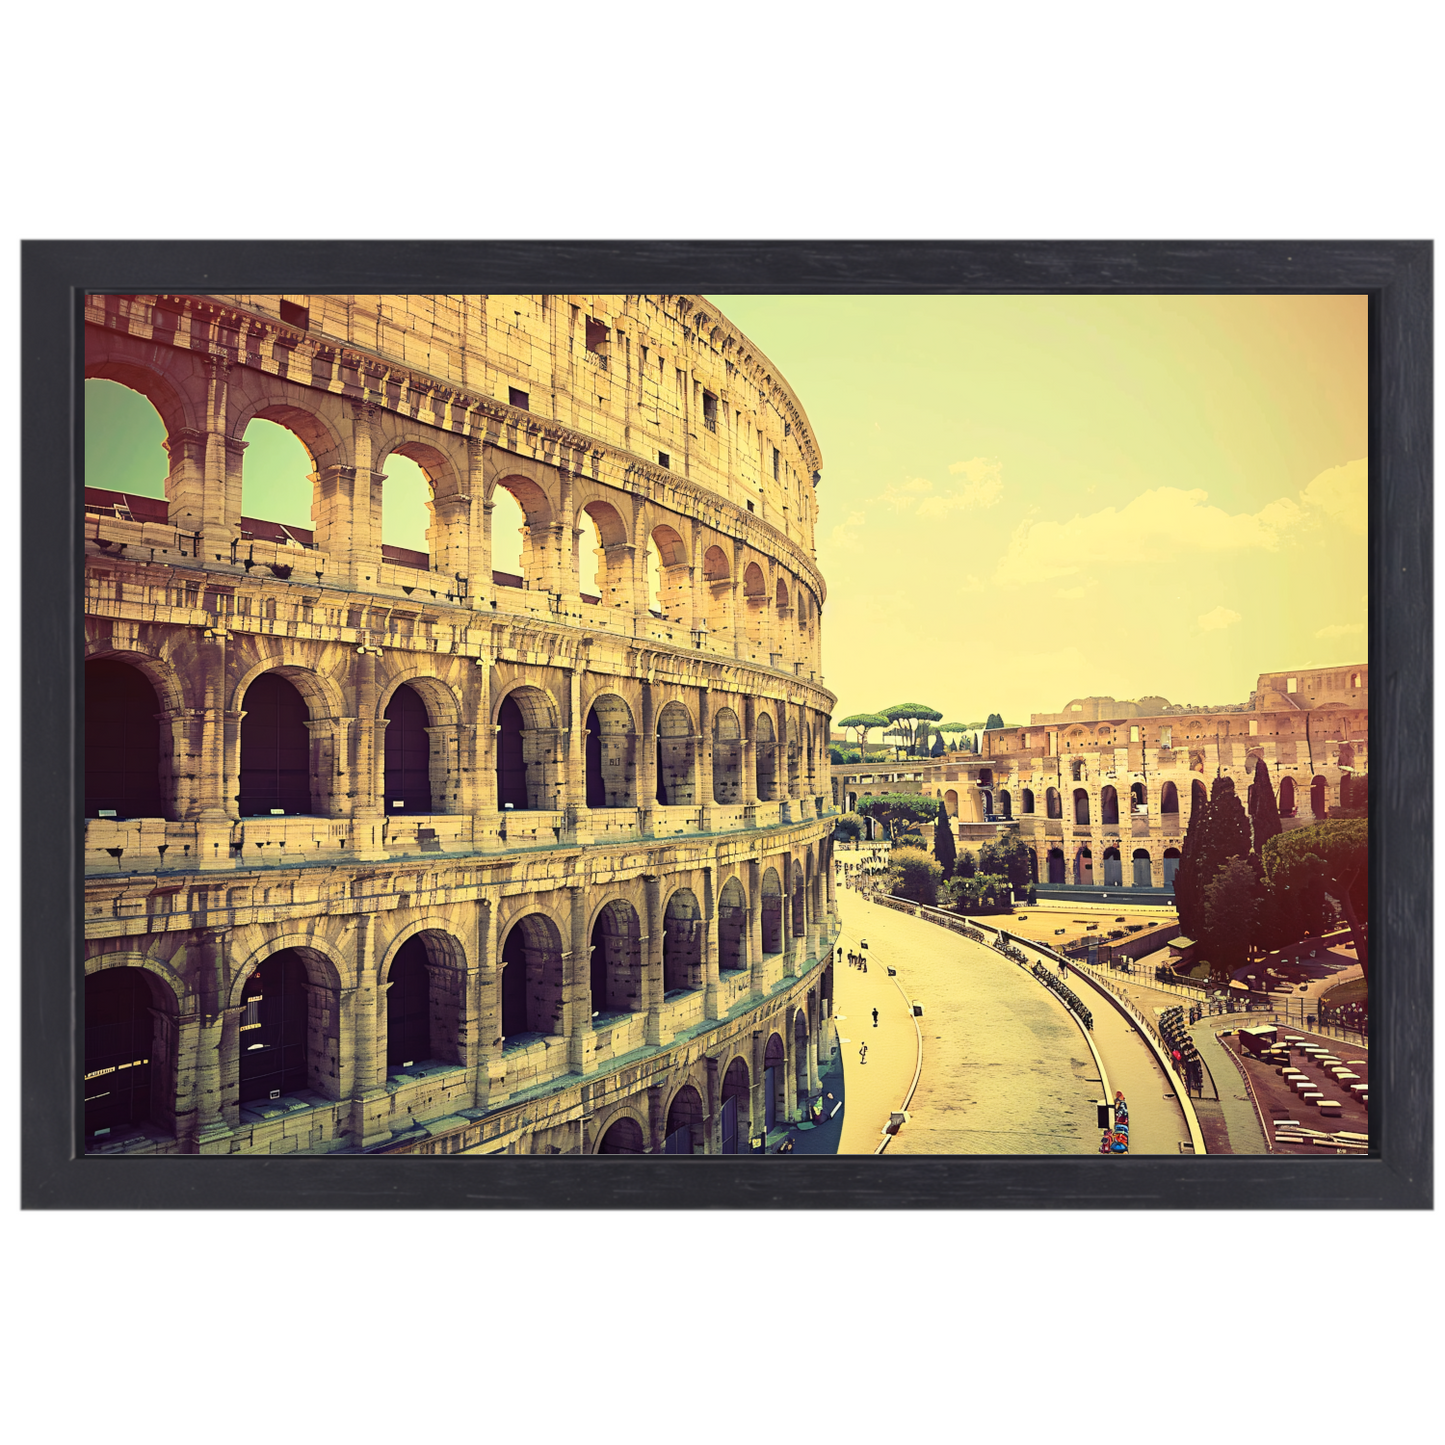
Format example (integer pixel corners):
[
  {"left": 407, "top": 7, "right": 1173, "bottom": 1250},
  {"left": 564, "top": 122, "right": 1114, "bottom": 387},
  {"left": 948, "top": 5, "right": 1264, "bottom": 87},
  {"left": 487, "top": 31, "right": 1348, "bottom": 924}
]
[
  {"left": 872, "top": 1007, "right": 879, "bottom": 1028},
  {"left": 859, "top": 1043, "right": 868, "bottom": 1065}
]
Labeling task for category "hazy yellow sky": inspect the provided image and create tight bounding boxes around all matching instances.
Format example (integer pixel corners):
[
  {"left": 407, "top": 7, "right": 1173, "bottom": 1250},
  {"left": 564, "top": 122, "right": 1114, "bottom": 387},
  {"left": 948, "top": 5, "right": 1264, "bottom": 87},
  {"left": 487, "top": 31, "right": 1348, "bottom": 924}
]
[{"left": 709, "top": 294, "right": 1368, "bottom": 727}]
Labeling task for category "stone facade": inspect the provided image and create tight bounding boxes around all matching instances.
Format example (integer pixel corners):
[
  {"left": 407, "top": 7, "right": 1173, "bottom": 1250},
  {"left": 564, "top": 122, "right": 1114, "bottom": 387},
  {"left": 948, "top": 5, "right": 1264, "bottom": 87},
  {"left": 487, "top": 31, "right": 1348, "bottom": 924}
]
[
  {"left": 83, "top": 292, "right": 838, "bottom": 1156},
  {"left": 832, "top": 667, "right": 1368, "bottom": 887}
]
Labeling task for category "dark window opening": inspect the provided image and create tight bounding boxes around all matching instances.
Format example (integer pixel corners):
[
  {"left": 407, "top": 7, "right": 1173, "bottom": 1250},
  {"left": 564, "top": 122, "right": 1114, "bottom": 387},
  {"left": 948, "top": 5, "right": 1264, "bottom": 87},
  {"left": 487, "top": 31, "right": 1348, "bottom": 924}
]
[
  {"left": 658, "top": 451, "right": 670, "bottom": 470},
  {"left": 585, "top": 706, "right": 606, "bottom": 808},
  {"left": 585, "top": 317, "right": 609, "bottom": 353},
  {"left": 238, "top": 953, "right": 308, "bottom": 1103},
  {"left": 702, "top": 390, "right": 718, "bottom": 432},
  {"left": 496, "top": 695, "right": 527, "bottom": 810},
  {"left": 500, "top": 927, "right": 529, "bottom": 1038},
  {"left": 84, "top": 969, "right": 156, "bottom": 1138},
  {"left": 384, "top": 683, "right": 433, "bottom": 814},
  {"left": 508, "top": 387, "right": 529, "bottom": 411},
  {"left": 85, "top": 659, "right": 164, "bottom": 819},
  {"left": 279, "top": 299, "right": 309, "bottom": 329},
  {"left": 772, "top": 447, "right": 780, "bottom": 480},
  {"left": 238, "top": 673, "right": 311, "bottom": 816},
  {"left": 598, "top": 1117, "right": 644, "bottom": 1154},
  {"left": 386, "top": 937, "right": 432, "bottom": 1070}
]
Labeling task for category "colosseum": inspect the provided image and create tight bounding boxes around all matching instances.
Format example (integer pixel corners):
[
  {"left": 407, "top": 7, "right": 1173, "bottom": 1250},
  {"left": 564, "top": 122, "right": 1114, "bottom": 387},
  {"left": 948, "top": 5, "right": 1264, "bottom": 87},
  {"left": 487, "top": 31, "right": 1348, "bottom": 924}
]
[
  {"left": 834, "top": 668, "right": 1368, "bottom": 894},
  {"left": 82, "top": 292, "right": 839, "bottom": 1156}
]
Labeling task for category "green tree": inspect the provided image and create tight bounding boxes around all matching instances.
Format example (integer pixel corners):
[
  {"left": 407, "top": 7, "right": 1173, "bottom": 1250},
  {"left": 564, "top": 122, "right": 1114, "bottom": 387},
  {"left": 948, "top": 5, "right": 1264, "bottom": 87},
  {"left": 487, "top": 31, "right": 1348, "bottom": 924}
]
[
  {"left": 855, "top": 793, "right": 942, "bottom": 833},
  {"left": 1264, "top": 819, "right": 1369, "bottom": 980},
  {"left": 955, "top": 848, "right": 977, "bottom": 878},
  {"left": 833, "top": 814, "right": 863, "bottom": 843},
  {"left": 995, "top": 827, "right": 1035, "bottom": 892},
  {"left": 1202, "top": 855, "right": 1266, "bottom": 978},
  {"left": 945, "top": 873, "right": 1010, "bottom": 913},
  {"left": 1249, "top": 757, "right": 1283, "bottom": 855},
  {"left": 1175, "top": 775, "right": 1252, "bottom": 938},
  {"left": 933, "top": 803, "right": 957, "bottom": 879},
  {"left": 891, "top": 852, "right": 942, "bottom": 906},
  {"left": 881, "top": 702, "right": 943, "bottom": 757},
  {"left": 837, "top": 712, "right": 890, "bottom": 754},
  {"left": 930, "top": 729, "right": 946, "bottom": 757},
  {"left": 985, "top": 712, "right": 1005, "bottom": 730}
]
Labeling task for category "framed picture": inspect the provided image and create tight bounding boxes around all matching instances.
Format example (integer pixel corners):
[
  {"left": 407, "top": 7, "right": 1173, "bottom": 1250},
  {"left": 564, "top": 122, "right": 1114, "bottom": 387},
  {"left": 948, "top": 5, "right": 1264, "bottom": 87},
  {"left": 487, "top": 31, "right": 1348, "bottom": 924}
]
[{"left": 21, "top": 241, "right": 1431, "bottom": 1208}]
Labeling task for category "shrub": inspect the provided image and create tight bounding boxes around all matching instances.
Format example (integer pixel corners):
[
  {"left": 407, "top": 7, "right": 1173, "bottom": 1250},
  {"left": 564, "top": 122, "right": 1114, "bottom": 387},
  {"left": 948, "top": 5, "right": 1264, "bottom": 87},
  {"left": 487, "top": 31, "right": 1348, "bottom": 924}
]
[
  {"left": 891, "top": 852, "right": 943, "bottom": 905},
  {"left": 944, "top": 872, "right": 1012, "bottom": 914},
  {"left": 833, "top": 815, "right": 863, "bottom": 843}
]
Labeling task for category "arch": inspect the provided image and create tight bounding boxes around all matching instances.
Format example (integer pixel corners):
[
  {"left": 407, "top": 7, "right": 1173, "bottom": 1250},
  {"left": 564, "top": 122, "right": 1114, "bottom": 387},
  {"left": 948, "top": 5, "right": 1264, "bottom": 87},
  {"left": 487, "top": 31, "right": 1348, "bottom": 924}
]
[
  {"left": 717, "top": 875, "right": 748, "bottom": 974},
  {"left": 1130, "top": 782, "right": 1147, "bottom": 813},
  {"left": 84, "top": 345, "right": 196, "bottom": 441},
  {"left": 1074, "top": 846, "right": 1093, "bottom": 885},
  {"left": 495, "top": 683, "right": 560, "bottom": 812},
  {"left": 791, "top": 857, "right": 807, "bottom": 938},
  {"left": 662, "top": 887, "right": 704, "bottom": 994},
  {"left": 1160, "top": 781, "right": 1179, "bottom": 815},
  {"left": 1279, "top": 775, "right": 1297, "bottom": 817},
  {"left": 383, "top": 682, "right": 433, "bottom": 815},
  {"left": 1191, "top": 779, "right": 1208, "bottom": 814},
  {"left": 742, "top": 561, "right": 766, "bottom": 597},
  {"left": 499, "top": 912, "right": 565, "bottom": 1041},
  {"left": 489, "top": 472, "right": 556, "bottom": 528},
  {"left": 385, "top": 934, "right": 434, "bottom": 1070},
  {"left": 236, "top": 948, "right": 325, "bottom": 1104},
  {"left": 998, "top": 789, "right": 1013, "bottom": 819},
  {"left": 589, "top": 898, "right": 642, "bottom": 1019},
  {"left": 1045, "top": 787, "right": 1062, "bottom": 819},
  {"left": 1047, "top": 847, "right": 1065, "bottom": 884},
  {"left": 1021, "top": 788, "right": 1035, "bottom": 814},
  {"left": 651, "top": 523, "right": 688, "bottom": 568},
  {"left": 84, "top": 965, "right": 174, "bottom": 1142},
  {"left": 712, "top": 706, "right": 742, "bottom": 804},
  {"left": 1073, "top": 788, "right": 1090, "bottom": 825},
  {"left": 944, "top": 789, "right": 959, "bottom": 817},
  {"left": 585, "top": 692, "right": 636, "bottom": 808},
  {"left": 229, "top": 653, "right": 346, "bottom": 722},
  {"left": 596, "top": 1115, "right": 646, "bottom": 1154},
  {"left": 375, "top": 439, "right": 451, "bottom": 556},
  {"left": 1101, "top": 846, "right": 1123, "bottom": 885},
  {"left": 755, "top": 711, "right": 778, "bottom": 800},
  {"left": 763, "top": 1031, "right": 787, "bottom": 1133},
  {"left": 1310, "top": 775, "right": 1328, "bottom": 818},
  {"left": 656, "top": 699, "right": 696, "bottom": 806},
  {"left": 1162, "top": 846, "right": 1182, "bottom": 886},
  {"left": 786, "top": 716, "right": 802, "bottom": 796},
  {"left": 720, "top": 1056, "right": 750, "bottom": 1153},
  {"left": 85, "top": 658, "right": 166, "bottom": 820},
  {"left": 580, "top": 499, "right": 631, "bottom": 604},
  {"left": 1100, "top": 785, "right": 1119, "bottom": 826},
  {"left": 663, "top": 1083, "right": 705, "bottom": 1153},
  {"left": 1132, "top": 848, "right": 1152, "bottom": 887},
  {"left": 981, "top": 788, "right": 994, "bottom": 818},
  {"left": 702, "top": 545, "right": 731, "bottom": 582},
  {"left": 238, "top": 671, "right": 313, "bottom": 816},
  {"left": 1070, "top": 758, "right": 1085, "bottom": 782},
  {"left": 760, "top": 867, "right": 784, "bottom": 954},
  {"left": 775, "top": 577, "right": 790, "bottom": 610}
]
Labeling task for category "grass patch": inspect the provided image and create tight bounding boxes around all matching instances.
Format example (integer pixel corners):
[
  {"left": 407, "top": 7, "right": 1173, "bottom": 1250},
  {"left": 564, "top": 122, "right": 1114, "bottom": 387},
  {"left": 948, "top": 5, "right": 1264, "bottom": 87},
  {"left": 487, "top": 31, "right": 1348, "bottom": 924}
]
[{"left": 1322, "top": 976, "right": 1368, "bottom": 1008}]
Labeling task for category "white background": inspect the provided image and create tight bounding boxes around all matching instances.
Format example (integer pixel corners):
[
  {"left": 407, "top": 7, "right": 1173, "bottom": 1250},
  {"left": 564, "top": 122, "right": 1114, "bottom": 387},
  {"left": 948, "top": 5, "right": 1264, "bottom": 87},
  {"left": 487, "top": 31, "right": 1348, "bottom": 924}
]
[{"left": 3, "top": 4, "right": 1439, "bottom": 1440}]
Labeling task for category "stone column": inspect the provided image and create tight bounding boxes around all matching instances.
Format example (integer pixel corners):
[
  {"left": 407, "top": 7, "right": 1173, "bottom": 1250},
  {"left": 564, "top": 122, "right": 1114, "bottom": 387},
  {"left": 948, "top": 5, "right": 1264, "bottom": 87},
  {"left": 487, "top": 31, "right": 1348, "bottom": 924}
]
[
  {"left": 345, "top": 913, "right": 391, "bottom": 1148},
  {"left": 566, "top": 885, "right": 594, "bottom": 1074},
  {"left": 637, "top": 678, "right": 657, "bottom": 835},
  {"left": 467, "top": 438, "right": 491, "bottom": 598},
  {"left": 195, "top": 631, "right": 237, "bottom": 870},
  {"left": 695, "top": 685, "right": 713, "bottom": 829},
  {"left": 561, "top": 667, "right": 589, "bottom": 843},
  {"left": 350, "top": 650, "right": 387, "bottom": 858},
  {"left": 646, "top": 1083, "right": 665, "bottom": 1154},
  {"left": 471, "top": 898, "right": 496, "bottom": 1114},
  {"left": 190, "top": 927, "right": 235, "bottom": 1151},
  {"left": 783, "top": 1022, "right": 799, "bottom": 1122},
  {"left": 746, "top": 858, "right": 764, "bottom": 996},
  {"left": 556, "top": 465, "right": 579, "bottom": 607},
  {"left": 750, "top": 1029, "right": 766, "bottom": 1146},
  {"left": 701, "top": 865, "right": 720, "bottom": 1020},
  {"left": 704, "top": 1054, "right": 721, "bottom": 1154},
  {"left": 741, "top": 694, "right": 758, "bottom": 812},
  {"left": 642, "top": 874, "right": 664, "bottom": 1046}
]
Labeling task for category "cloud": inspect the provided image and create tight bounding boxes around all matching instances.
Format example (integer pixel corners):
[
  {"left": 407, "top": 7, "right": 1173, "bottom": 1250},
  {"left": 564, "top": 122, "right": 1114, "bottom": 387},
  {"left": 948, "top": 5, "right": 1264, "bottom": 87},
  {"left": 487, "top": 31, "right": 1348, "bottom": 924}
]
[
  {"left": 1315, "top": 622, "right": 1365, "bottom": 639},
  {"left": 1300, "top": 458, "right": 1367, "bottom": 536},
  {"left": 874, "top": 476, "right": 934, "bottom": 510},
  {"left": 872, "top": 458, "right": 1005, "bottom": 518},
  {"left": 829, "top": 509, "right": 866, "bottom": 550},
  {"left": 992, "top": 486, "right": 1306, "bottom": 585},
  {"left": 1198, "top": 606, "right": 1241, "bottom": 632}
]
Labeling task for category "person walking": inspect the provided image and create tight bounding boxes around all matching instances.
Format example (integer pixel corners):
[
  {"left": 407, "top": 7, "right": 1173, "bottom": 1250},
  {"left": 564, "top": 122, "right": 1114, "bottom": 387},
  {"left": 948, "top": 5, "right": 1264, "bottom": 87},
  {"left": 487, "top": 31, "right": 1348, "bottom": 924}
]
[
  {"left": 859, "top": 1042, "right": 868, "bottom": 1065},
  {"left": 872, "top": 1007, "right": 879, "bottom": 1028}
]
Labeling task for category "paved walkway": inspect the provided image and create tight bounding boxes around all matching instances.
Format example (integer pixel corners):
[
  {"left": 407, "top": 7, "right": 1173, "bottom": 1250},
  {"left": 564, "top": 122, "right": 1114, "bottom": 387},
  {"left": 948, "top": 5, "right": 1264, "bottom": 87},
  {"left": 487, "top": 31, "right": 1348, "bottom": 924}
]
[{"left": 833, "top": 890, "right": 1101, "bottom": 1154}]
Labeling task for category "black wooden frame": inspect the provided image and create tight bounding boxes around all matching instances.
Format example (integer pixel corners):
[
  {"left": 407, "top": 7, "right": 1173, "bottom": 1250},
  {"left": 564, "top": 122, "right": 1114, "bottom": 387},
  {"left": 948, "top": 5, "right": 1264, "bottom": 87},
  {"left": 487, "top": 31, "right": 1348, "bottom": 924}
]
[{"left": 23, "top": 240, "right": 1431, "bottom": 1208}]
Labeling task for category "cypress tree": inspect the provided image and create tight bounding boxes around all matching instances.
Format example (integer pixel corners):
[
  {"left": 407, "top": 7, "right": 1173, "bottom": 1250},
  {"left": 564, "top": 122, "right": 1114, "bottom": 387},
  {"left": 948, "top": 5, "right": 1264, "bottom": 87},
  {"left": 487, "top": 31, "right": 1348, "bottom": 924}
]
[
  {"left": 1250, "top": 757, "right": 1283, "bottom": 855},
  {"left": 1175, "top": 775, "right": 1252, "bottom": 938},
  {"left": 933, "top": 803, "right": 957, "bottom": 879}
]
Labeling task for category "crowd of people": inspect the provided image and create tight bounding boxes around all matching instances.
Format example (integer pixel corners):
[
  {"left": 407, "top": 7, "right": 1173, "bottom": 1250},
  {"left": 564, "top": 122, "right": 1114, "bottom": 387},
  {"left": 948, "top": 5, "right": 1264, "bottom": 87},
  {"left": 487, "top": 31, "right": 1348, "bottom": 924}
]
[
  {"left": 1159, "top": 1004, "right": 1206, "bottom": 1096},
  {"left": 1100, "top": 1090, "right": 1130, "bottom": 1153}
]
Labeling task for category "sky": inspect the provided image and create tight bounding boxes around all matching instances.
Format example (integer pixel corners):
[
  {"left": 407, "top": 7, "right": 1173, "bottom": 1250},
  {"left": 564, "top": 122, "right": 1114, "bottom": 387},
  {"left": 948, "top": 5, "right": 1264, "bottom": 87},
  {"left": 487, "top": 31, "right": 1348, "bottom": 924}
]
[
  {"left": 86, "top": 293, "right": 1367, "bottom": 729},
  {"left": 709, "top": 293, "right": 1368, "bottom": 727}
]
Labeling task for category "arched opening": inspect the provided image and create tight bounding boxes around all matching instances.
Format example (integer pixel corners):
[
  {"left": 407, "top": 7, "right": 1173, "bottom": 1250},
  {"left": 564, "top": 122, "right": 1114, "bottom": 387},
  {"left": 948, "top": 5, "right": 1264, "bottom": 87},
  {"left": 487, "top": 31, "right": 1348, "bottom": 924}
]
[
  {"left": 1338, "top": 743, "right": 1355, "bottom": 769},
  {"left": 237, "top": 951, "right": 310, "bottom": 1103},
  {"left": 1071, "top": 758, "right": 1085, "bottom": 782},
  {"left": 380, "top": 450, "right": 433, "bottom": 557},
  {"left": 1279, "top": 775, "right": 1297, "bottom": 817},
  {"left": 492, "top": 477, "right": 556, "bottom": 593},
  {"left": 84, "top": 967, "right": 168, "bottom": 1142},
  {"left": 1074, "top": 846, "right": 1093, "bottom": 885},
  {"left": 1310, "top": 775, "right": 1328, "bottom": 818},
  {"left": 490, "top": 484, "right": 527, "bottom": 584},
  {"left": 385, "top": 935, "right": 433, "bottom": 1071},
  {"left": 1191, "top": 779, "right": 1208, "bottom": 815},
  {"left": 794, "top": 1012, "right": 810, "bottom": 1105},
  {"left": 656, "top": 700, "right": 696, "bottom": 806},
  {"left": 85, "top": 659, "right": 165, "bottom": 819},
  {"left": 720, "top": 1057, "right": 750, "bottom": 1154},
  {"left": 998, "top": 789, "right": 1013, "bottom": 819},
  {"left": 742, "top": 561, "right": 767, "bottom": 659},
  {"left": 651, "top": 523, "right": 691, "bottom": 623},
  {"left": 702, "top": 545, "right": 732, "bottom": 644},
  {"left": 944, "top": 789, "right": 959, "bottom": 817},
  {"left": 763, "top": 1032, "right": 786, "bottom": 1133},
  {"left": 499, "top": 913, "right": 564, "bottom": 1042},
  {"left": 1160, "top": 781, "right": 1179, "bottom": 815},
  {"left": 791, "top": 859, "right": 807, "bottom": 938},
  {"left": 84, "top": 378, "right": 169, "bottom": 501},
  {"left": 755, "top": 712, "right": 778, "bottom": 801},
  {"left": 240, "top": 416, "right": 317, "bottom": 532},
  {"left": 589, "top": 899, "right": 642, "bottom": 1020},
  {"left": 1162, "top": 847, "right": 1181, "bottom": 886},
  {"left": 1021, "top": 788, "right": 1035, "bottom": 814},
  {"left": 786, "top": 718, "right": 802, "bottom": 796},
  {"left": 1073, "top": 788, "right": 1090, "bottom": 825},
  {"left": 495, "top": 686, "right": 557, "bottom": 812},
  {"left": 238, "top": 672, "right": 313, "bottom": 816},
  {"left": 1100, "top": 785, "right": 1119, "bottom": 826},
  {"left": 1130, "top": 782, "right": 1147, "bottom": 814},
  {"left": 597, "top": 1116, "right": 645, "bottom": 1154},
  {"left": 717, "top": 876, "right": 748, "bottom": 975},
  {"left": 1132, "top": 848, "right": 1152, "bottom": 887},
  {"left": 663, "top": 889, "right": 704, "bottom": 994},
  {"left": 663, "top": 1085, "right": 704, "bottom": 1154},
  {"left": 981, "top": 789, "right": 994, "bottom": 818},
  {"left": 760, "top": 867, "right": 784, "bottom": 954},
  {"left": 1047, "top": 847, "right": 1065, "bottom": 884},
  {"left": 1045, "top": 788, "right": 1062, "bottom": 819},
  {"left": 584, "top": 693, "right": 635, "bottom": 808},
  {"left": 712, "top": 707, "right": 742, "bottom": 804},
  {"left": 383, "top": 683, "right": 433, "bottom": 814},
  {"left": 580, "top": 500, "right": 630, "bottom": 606},
  {"left": 1102, "top": 846, "right": 1122, "bottom": 885}
]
